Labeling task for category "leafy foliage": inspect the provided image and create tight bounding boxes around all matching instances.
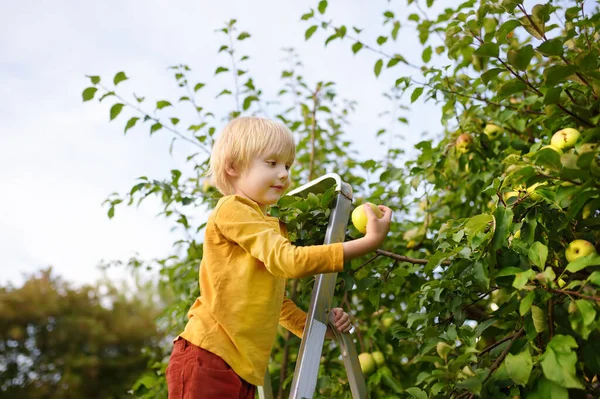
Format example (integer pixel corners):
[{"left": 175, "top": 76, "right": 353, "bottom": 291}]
[
  {"left": 82, "top": 1, "right": 600, "bottom": 398},
  {"left": 0, "top": 268, "right": 164, "bottom": 398}
]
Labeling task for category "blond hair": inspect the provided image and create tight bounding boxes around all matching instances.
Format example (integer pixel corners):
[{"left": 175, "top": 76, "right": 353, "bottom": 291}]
[{"left": 207, "top": 117, "right": 295, "bottom": 195}]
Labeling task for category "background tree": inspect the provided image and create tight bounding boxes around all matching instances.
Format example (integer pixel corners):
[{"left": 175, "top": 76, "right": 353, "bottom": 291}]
[
  {"left": 82, "top": 0, "right": 599, "bottom": 397},
  {"left": 0, "top": 268, "right": 165, "bottom": 398}
]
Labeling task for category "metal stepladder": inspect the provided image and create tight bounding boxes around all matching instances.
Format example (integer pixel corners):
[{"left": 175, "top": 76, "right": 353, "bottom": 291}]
[{"left": 257, "top": 173, "right": 368, "bottom": 399}]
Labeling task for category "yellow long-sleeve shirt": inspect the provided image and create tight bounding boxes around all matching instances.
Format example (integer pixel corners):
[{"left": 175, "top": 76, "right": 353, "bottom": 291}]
[{"left": 178, "top": 195, "right": 344, "bottom": 386}]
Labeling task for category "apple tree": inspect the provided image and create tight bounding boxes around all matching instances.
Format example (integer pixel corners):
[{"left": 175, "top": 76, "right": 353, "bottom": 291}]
[{"left": 81, "top": 0, "right": 599, "bottom": 397}]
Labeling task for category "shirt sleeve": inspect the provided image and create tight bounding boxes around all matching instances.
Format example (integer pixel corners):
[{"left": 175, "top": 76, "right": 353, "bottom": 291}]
[
  {"left": 279, "top": 297, "right": 307, "bottom": 338},
  {"left": 215, "top": 197, "right": 344, "bottom": 278}
]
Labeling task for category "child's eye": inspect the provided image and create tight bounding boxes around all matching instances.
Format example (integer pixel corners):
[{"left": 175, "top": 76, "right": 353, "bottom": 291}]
[
  {"left": 285, "top": 165, "right": 291, "bottom": 171},
  {"left": 266, "top": 161, "right": 277, "bottom": 167}
]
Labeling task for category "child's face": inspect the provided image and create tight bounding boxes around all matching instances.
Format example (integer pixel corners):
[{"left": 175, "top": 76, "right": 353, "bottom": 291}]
[{"left": 231, "top": 154, "right": 292, "bottom": 213}]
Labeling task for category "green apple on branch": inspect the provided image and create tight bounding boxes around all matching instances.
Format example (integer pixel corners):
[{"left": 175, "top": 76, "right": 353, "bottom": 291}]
[
  {"left": 565, "top": 239, "right": 597, "bottom": 263},
  {"left": 550, "top": 128, "right": 580, "bottom": 150}
]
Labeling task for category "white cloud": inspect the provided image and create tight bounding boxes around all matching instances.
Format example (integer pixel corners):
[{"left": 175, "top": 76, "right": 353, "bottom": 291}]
[{"left": 1, "top": 0, "right": 452, "bottom": 286}]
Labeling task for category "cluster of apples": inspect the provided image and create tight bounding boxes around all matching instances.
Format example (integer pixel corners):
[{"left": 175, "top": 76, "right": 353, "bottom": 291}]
[{"left": 455, "top": 123, "right": 504, "bottom": 153}]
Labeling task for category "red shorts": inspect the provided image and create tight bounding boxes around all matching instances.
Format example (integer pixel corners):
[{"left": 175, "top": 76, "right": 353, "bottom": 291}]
[{"left": 166, "top": 338, "right": 256, "bottom": 399}]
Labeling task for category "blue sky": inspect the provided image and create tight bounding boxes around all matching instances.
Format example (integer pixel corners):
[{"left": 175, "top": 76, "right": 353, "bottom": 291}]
[{"left": 0, "top": 0, "right": 450, "bottom": 286}]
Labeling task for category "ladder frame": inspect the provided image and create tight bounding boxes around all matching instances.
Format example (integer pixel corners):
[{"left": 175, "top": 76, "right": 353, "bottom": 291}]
[{"left": 257, "top": 173, "right": 368, "bottom": 399}]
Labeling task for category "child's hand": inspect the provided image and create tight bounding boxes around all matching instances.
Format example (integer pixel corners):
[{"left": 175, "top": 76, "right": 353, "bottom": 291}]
[
  {"left": 364, "top": 204, "right": 392, "bottom": 246},
  {"left": 326, "top": 308, "right": 353, "bottom": 338}
]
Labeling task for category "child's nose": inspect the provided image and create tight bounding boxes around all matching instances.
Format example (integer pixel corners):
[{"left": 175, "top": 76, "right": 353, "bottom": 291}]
[{"left": 278, "top": 168, "right": 289, "bottom": 179}]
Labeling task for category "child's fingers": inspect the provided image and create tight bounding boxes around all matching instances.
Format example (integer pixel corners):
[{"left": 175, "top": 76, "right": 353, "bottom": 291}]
[{"left": 336, "top": 319, "right": 352, "bottom": 332}]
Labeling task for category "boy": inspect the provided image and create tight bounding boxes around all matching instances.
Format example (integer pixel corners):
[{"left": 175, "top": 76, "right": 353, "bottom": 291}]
[{"left": 166, "top": 117, "right": 392, "bottom": 398}]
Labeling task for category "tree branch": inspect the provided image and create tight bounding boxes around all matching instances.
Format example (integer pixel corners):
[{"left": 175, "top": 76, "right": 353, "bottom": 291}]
[
  {"left": 375, "top": 249, "right": 451, "bottom": 266},
  {"left": 483, "top": 328, "right": 524, "bottom": 383}
]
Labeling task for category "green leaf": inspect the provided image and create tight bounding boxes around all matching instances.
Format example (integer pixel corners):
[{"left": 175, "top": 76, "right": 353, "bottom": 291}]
[
  {"left": 124, "top": 117, "right": 139, "bottom": 134},
  {"left": 474, "top": 42, "right": 499, "bottom": 57},
  {"left": 374, "top": 59, "right": 383, "bottom": 77},
  {"left": 497, "top": 267, "right": 523, "bottom": 277},
  {"left": 377, "top": 36, "right": 388, "bottom": 45},
  {"left": 113, "top": 71, "right": 128, "bottom": 86},
  {"left": 242, "top": 95, "right": 259, "bottom": 111},
  {"left": 87, "top": 75, "right": 100, "bottom": 84},
  {"left": 411, "top": 87, "right": 424, "bottom": 103},
  {"left": 543, "top": 86, "right": 563, "bottom": 105},
  {"left": 519, "top": 291, "right": 535, "bottom": 315},
  {"left": 576, "top": 299, "right": 597, "bottom": 326},
  {"left": 82, "top": 87, "right": 98, "bottom": 102},
  {"left": 498, "top": 80, "right": 527, "bottom": 98},
  {"left": 156, "top": 101, "right": 172, "bottom": 110},
  {"left": 300, "top": 10, "right": 314, "bottom": 21},
  {"left": 318, "top": 0, "right": 327, "bottom": 14},
  {"left": 237, "top": 32, "right": 250, "bottom": 41},
  {"left": 481, "top": 68, "right": 504, "bottom": 84},
  {"left": 170, "top": 117, "right": 180, "bottom": 126},
  {"left": 422, "top": 46, "right": 432, "bottom": 63},
  {"left": 540, "top": 335, "right": 583, "bottom": 389},
  {"left": 531, "top": 305, "right": 546, "bottom": 333},
  {"left": 194, "top": 83, "right": 205, "bottom": 92},
  {"left": 507, "top": 45, "right": 534, "bottom": 71},
  {"left": 543, "top": 65, "right": 577, "bottom": 86},
  {"left": 566, "top": 253, "right": 600, "bottom": 273},
  {"left": 405, "top": 387, "right": 427, "bottom": 399},
  {"left": 492, "top": 206, "right": 513, "bottom": 250},
  {"left": 513, "top": 269, "right": 535, "bottom": 289},
  {"left": 528, "top": 242, "right": 548, "bottom": 270},
  {"left": 588, "top": 271, "right": 600, "bottom": 286},
  {"left": 505, "top": 348, "right": 532, "bottom": 386},
  {"left": 150, "top": 123, "right": 162, "bottom": 134},
  {"left": 352, "top": 42, "right": 363, "bottom": 54},
  {"left": 109, "top": 103, "right": 124, "bottom": 121},
  {"left": 536, "top": 38, "right": 564, "bottom": 57},
  {"left": 465, "top": 214, "right": 493, "bottom": 238},
  {"left": 305, "top": 25, "right": 318, "bottom": 40},
  {"left": 528, "top": 378, "right": 568, "bottom": 399},
  {"left": 215, "top": 66, "right": 229, "bottom": 75},
  {"left": 496, "top": 20, "right": 521, "bottom": 40}
]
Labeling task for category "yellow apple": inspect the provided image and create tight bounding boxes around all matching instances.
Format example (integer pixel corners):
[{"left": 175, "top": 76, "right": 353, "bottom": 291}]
[
  {"left": 456, "top": 133, "right": 474, "bottom": 154},
  {"left": 381, "top": 315, "right": 394, "bottom": 329},
  {"left": 372, "top": 351, "right": 385, "bottom": 368},
  {"left": 551, "top": 128, "right": 580, "bottom": 150},
  {"left": 351, "top": 203, "right": 383, "bottom": 234},
  {"left": 484, "top": 123, "right": 504, "bottom": 140},
  {"left": 565, "top": 239, "right": 597, "bottom": 263},
  {"left": 358, "top": 352, "right": 376, "bottom": 375}
]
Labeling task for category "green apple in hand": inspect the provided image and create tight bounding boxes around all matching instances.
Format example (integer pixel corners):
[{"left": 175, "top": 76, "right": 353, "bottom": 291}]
[
  {"left": 551, "top": 128, "right": 580, "bottom": 150},
  {"left": 351, "top": 203, "right": 383, "bottom": 234},
  {"left": 565, "top": 239, "right": 597, "bottom": 263}
]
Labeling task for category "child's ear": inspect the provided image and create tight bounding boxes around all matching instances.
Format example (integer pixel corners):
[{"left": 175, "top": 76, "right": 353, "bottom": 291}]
[{"left": 225, "top": 161, "right": 239, "bottom": 177}]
